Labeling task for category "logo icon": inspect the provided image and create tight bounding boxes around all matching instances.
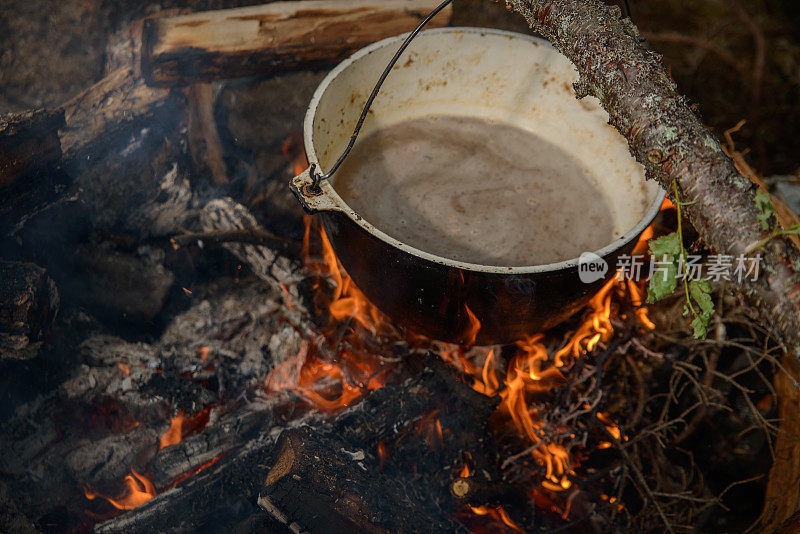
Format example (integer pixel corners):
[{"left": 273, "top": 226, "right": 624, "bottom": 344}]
[{"left": 578, "top": 252, "right": 608, "bottom": 284}]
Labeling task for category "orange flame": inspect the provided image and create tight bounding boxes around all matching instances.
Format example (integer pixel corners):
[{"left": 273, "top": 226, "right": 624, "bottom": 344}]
[
  {"left": 597, "top": 412, "right": 623, "bottom": 441},
  {"left": 158, "top": 409, "right": 211, "bottom": 450},
  {"left": 468, "top": 505, "right": 525, "bottom": 533},
  {"left": 263, "top": 217, "right": 391, "bottom": 412},
  {"left": 159, "top": 412, "right": 185, "bottom": 450},
  {"left": 459, "top": 452, "right": 473, "bottom": 478},
  {"left": 84, "top": 468, "right": 156, "bottom": 510},
  {"left": 417, "top": 410, "right": 445, "bottom": 449},
  {"left": 377, "top": 441, "right": 389, "bottom": 470},
  {"left": 275, "top": 143, "right": 661, "bottom": 528},
  {"left": 462, "top": 305, "right": 481, "bottom": 346}
]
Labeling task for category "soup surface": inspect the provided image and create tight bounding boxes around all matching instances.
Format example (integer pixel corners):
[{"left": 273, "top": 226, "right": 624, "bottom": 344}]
[{"left": 332, "top": 115, "right": 617, "bottom": 266}]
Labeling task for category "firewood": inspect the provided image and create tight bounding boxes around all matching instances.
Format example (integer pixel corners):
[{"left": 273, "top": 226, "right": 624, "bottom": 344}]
[
  {"left": 259, "top": 427, "right": 392, "bottom": 534},
  {"left": 0, "top": 108, "right": 64, "bottom": 188},
  {"left": 60, "top": 67, "right": 177, "bottom": 164},
  {"left": 141, "top": 0, "right": 453, "bottom": 87},
  {"left": 187, "top": 83, "right": 229, "bottom": 185},
  {"left": 0, "top": 109, "right": 70, "bottom": 234},
  {"left": 259, "top": 356, "right": 510, "bottom": 532},
  {"left": 0, "top": 262, "right": 59, "bottom": 360},
  {"left": 68, "top": 243, "right": 175, "bottom": 324},
  {"left": 150, "top": 404, "right": 273, "bottom": 487},
  {"left": 92, "top": 356, "right": 508, "bottom": 533}
]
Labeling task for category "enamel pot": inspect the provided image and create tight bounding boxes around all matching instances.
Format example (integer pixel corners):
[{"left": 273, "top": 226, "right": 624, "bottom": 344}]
[{"left": 290, "top": 27, "right": 665, "bottom": 345}]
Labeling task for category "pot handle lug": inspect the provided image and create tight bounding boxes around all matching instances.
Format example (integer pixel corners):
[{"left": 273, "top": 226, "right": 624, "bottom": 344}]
[{"left": 289, "top": 166, "right": 340, "bottom": 214}]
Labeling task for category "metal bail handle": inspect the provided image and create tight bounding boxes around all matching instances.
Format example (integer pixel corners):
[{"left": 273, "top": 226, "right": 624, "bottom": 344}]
[{"left": 307, "top": 0, "right": 454, "bottom": 194}]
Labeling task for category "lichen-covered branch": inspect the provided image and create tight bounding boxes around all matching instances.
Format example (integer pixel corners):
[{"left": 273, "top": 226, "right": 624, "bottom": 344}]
[{"left": 504, "top": 0, "right": 800, "bottom": 355}]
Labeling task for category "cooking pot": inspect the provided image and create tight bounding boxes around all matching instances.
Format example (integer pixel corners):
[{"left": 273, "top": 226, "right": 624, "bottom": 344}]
[{"left": 290, "top": 27, "right": 665, "bottom": 345}]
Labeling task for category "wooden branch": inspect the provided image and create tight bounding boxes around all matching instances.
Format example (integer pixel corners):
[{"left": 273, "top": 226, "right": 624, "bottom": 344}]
[
  {"left": 141, "top": 0, "right": 453, "bottom": 87},
  {"left": 504, "top": 0, "right": 800, "bottom": 355},
  {"left": 187, "top": 83, "right": 228, "bottom": 185}
]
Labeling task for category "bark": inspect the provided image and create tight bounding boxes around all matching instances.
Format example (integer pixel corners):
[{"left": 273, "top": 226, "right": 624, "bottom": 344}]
[
  {"left": 504, "top": 0, "right": 800, "bottom": 355},
  {"left": 141, "top": 0, "right": 453, "bottom": 87}
]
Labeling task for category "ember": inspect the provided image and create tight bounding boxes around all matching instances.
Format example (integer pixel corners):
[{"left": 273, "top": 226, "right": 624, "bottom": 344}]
[{"left": 84, "top": 469, "right": 156, "bottom": 511}]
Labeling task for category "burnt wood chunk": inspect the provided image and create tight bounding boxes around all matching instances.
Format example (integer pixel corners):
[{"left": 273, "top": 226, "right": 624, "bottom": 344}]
[
  {"left": 0, "top": 108, "right": 64, "bottom": 188},
  {"left": 93, "top": 357, "right": 505, "bottom": 533},
  {"left": 0, "top": 109, "right": 69, "bottom": 233},
  {"left": 0, "top": 262, "right": 58, "bottom": 360},
  {"left": 259, "top": 356, "right": 505, "bottom": 533},
  {"left": 259, "top": 428, "right": 391, "bottom": 534},
  {"left": 141, "top": 0, "right": 453, "bottom": 87}
]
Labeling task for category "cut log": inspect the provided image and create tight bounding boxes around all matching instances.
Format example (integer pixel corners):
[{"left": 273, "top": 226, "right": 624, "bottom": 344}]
[
  {"left": 187, "top": 82, "right": 229, "bottom": 185},
  {"left": 141, "top": 0, "right": 453, "bottom": 87},
  {"left": 504, "top": 0, "right": 800, "bottom": 355},
  {"left": 758, "top": 355, "right": 800, "bottom": 532},
  {"left": 259, "top": 355, "right": 510, "bottom": 533},
  {"left": 0, "top": 262, "right": 59, "bottom": 360}
]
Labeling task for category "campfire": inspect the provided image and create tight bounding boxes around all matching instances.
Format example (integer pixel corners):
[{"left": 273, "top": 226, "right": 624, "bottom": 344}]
[{"left": 0, "top": 1, "right": 792, "bottom": 533}]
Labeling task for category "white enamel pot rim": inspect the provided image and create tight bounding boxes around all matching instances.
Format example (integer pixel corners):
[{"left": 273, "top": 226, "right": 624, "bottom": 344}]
[{"left": 290, "top": 27, "right": 666, "bottom": 274}]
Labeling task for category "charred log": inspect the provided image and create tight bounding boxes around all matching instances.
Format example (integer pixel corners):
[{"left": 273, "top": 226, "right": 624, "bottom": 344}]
[
  {"left": 0, "top": 109, "right": 70, "bottom": 233},
  {"left": 259, "top": 356, "right": 509, "bottom": 532},
  {"left": 0, "top": 108, "right": 64, "bottom": 188},
  {"left": 93, "top": 356, "right": 508, "bottom": 533},
  {"left": 67, "top": 243, "right": 175, "bottom": 324},
  {"left": 0, "top": 261, "right": 59, "bottom": 360},
  {"left": 141, "top": 0, "right": 453, "bottom": 87},
  {"left": 150, "top": 404, "right": 273, "bottom": 487}
]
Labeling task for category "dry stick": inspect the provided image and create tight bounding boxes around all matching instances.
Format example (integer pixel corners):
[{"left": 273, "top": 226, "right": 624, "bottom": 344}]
[{"left": 503, "top": 0, "right": 800, "bottom": 356}]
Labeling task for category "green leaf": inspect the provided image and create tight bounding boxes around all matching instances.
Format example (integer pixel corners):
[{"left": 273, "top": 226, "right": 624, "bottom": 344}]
[
  {"left": 690, "top": 313, "right": 711, "bottom": 339},
  {"left": 755, "top": 189, "right": 776, "bottom": 230},
  {"left": 648, "top": 232, "right": 681, "bottom": 258},
  {"left": 647, "top": 258, "right": 678, "bottom": 303},
  {"left": 688, "top": 279, "right": 714, "bottom": 339},
  {"left": 689, "top": 279, "right": 713, "bottom": 315},
  {"left": 646, "top": 232, "right": 681, "bottom": 303}
]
